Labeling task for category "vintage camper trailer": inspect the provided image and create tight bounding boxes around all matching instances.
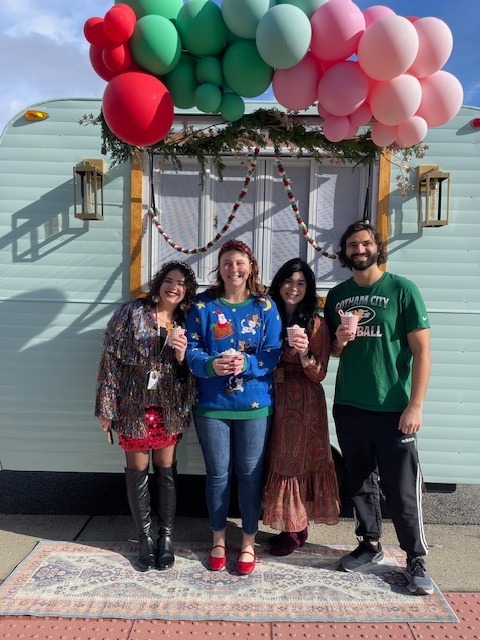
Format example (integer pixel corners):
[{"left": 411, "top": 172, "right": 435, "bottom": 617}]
[{"left": 0, "top": 98, "right": 479, "bottom": 488}]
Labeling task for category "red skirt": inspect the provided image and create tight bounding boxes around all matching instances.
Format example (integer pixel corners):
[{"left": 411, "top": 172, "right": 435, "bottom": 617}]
[{"left": 118, "top": 407, "right": 182, "bottom": 451}]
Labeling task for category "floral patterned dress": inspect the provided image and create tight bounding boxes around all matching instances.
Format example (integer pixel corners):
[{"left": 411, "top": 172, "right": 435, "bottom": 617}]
[{"left": 262, "top": 314, "right": 340, "bottom": 531}]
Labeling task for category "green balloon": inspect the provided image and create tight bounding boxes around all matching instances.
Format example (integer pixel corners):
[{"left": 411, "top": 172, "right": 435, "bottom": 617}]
[
  {"left": 196, "top": 57, "right": 223, "bottom": 86},
  {"left": 221, "top": 0, "right": 277, "bottom": 40},
  {"left": 256, "top": 4, "right": 311, "bottom": 69},
  {"left": 277, "top": 0, "right": 327, "bottom": 19},
  {"left": 220, "top": 92, "right": 245, "bottom": 122},
  {"left": 115, "top": 0, "right": 183, "bottom": 20},
  {"left": 222, "top": 40, "right": 273, "bottom": 98},
  {"left": 130, "top": 15, "right": 181, "bottom": 76},
  {"left": 194, "top": 84, "right": 222, "bottom": 113},
  {"left": 177, "top": 0, "right": 227, "bottom": 57},
  {"left": 163, "top": 54, "right": 199, "bottom": 109}
]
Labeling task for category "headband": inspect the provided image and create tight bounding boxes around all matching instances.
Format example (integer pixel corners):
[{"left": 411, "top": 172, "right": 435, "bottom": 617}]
[
  {"left": 155, "top": 260, "right": 196, "bottom": 281},
  {"left": 218, "top": 239, "right": 255, "bottom": 263}
]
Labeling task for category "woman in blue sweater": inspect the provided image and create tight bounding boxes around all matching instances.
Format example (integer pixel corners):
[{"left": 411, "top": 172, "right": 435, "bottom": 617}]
[{"left": 186, "top": 240, "right": 282, "bottom": 575}]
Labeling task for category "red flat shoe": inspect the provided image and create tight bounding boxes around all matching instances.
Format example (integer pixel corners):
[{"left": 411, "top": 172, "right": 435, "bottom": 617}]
[
  {"left": 209, "top": 544, "right": 227, "bottom": 571},
  {"left": 236, "top": 550, "right": 257, "bottom": 575}
]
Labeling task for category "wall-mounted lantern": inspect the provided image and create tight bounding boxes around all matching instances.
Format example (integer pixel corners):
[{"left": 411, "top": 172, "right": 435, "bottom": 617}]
[
  {"left": 73, "top": 159, "right": 106, "bottom": 220},
  {"left": 418, "top": 165, "right": 450, "bottom": 227}
]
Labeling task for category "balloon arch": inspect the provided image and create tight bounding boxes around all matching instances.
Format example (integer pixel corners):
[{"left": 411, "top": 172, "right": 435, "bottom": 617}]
[{"left": 84, "top": 0, "right": 463, "bottom": 152}]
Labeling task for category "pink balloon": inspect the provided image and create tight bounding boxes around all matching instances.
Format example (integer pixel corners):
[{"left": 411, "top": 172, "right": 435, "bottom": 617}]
[
  {"left": 416, "top": 70, "right": 464, "bottom": 127},
  {"left": 317, "top": 61, "right": 369, "bottom": 116},
  {"left": 395, "top": 116, "right": 428, "bottom": 147},
  {"left": 323, "top": 115, "right": 351, "bottom": 142},
  {"left": 310, "top": 0, "right": 365, "bottom": 62},
  {"left": 370, "top": 122, "right": 396, "bottom": 147},
  {"left": 104, "top": 5, "right": 137, "bottom": 43},
  {"left": 103, "top": 42, "right": 135, "bottom": 73},
  {"left": 408, "top": 17, "right": 453, "bottom": 79},
  {"left": 345, "top": 120, "right": 359, "bottom": 139},
  {"left": 272, "top": 52, "right": 322, "bottom": 111},
  {"left": 317, "top": 103, "right": 330, "bottom": 119},
  {"left": 363, "top": 5, "right": 395, "bottom": 28},
  {"left": 370, "top": 74, "right": 422, "bottom": 125},
  {"left": 358, "top": 15, "right": 419, "bottom": 81},
  {"left": 349, "top": 102, "right": 372, "bottom": 128}
]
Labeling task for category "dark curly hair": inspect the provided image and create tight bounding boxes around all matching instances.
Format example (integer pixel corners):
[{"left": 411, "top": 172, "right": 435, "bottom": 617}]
[
  {"left": 143, "top": 260, "right": 198, "bottom": 324},
  {"left": 337, "top": 222, "right": 387, "bottom": 268},
  {"left": 206, "top": 239, "right": 265, "bottom": 299},
  {"left": 269, "top": 258, "right": 319, "bottom": 330}
]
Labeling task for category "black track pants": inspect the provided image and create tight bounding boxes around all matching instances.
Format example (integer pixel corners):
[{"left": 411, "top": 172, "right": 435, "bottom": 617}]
[{"left": 333, "top": 403, "right": 428, "bottom": 558}]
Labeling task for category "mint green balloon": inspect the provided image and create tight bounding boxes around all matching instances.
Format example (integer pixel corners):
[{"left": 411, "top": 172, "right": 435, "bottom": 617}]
[
  {"left": 194, "top": 84, "right": 222, "bottom": 113},
  {"left": 196, "top": 57, "right": 223, "bottom": 86},
  {"left": 163, "top": 54, "right": 199, "bottom": 109},
  {"left": 131, "top": 15, "right": 181, "bottom": 75},
  {"left": 115, "top": 0, "right": 183, "bottom": 20},
  {"left": 256, "top": 5, "right": 311, "bottom": 69},
  {"left": 222, "top": 40, "right": 273, "bottom": 98},
  {"left": 221, "top": 0, "right": 277, "bottom": 40},
  {"left": 277, "top": 0, "right": 327, "bottom": 19},
  {"left": 220, "top": 92, "right": 245, "bottom": 122},
  {"left": 177, "top": 0, "right": 227, "bottom": 57}
]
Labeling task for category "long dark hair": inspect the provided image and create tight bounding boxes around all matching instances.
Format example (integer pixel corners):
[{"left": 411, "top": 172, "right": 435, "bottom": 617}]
[
  {"left": 269, "top": 258, "right": 319, "bottom": 329},
  {"left": 206, "top": 239, "right": 265, "bottom": 299},
  {"left": 337, "top": 221, "right": 387, "bottom": 268},
  {"left": 143, "top": 260, "right": 198, "bottom": 324}
]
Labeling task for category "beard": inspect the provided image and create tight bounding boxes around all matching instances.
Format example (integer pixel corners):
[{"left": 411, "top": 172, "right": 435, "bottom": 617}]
[{"left": 344, "top": 252, "right": 378, "bottom": 271}]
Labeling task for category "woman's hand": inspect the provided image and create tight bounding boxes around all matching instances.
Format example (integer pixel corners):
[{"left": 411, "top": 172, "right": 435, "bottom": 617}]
[
  {"left": 212, "top": 354, "right": 245, "bottom": 377},
  {"left": 292, "top": 331, "right": 310, "bottom": 357},
  {"left": 171, "top": 331, "right": 188, "bottom": 363},
  {"left": 97, "top": 417, "right": 112, "bottom": 432}
]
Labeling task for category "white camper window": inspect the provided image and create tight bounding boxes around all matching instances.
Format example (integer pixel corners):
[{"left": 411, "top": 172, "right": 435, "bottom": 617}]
[{"left": 147, "top": 154, "right": 374, "bottom": 292}]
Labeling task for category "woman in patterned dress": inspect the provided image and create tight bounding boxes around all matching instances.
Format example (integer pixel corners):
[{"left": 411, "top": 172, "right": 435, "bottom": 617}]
[
  {"left": 95, "top": 261, "right": 197, "bottom": 571},
  {"left": 263, "top": 258, "right": 340, "bottom": 555}
]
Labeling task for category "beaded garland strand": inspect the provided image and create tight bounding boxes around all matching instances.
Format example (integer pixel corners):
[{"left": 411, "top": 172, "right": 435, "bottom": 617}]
[
  {"left": 274, "top": 148, "right": 336, "bottom": 260},
  {"left": 148, "top": 148, "right": 260, "bottom": 254},
  {"left": 149, "top": 147, "right": 337, "bottom": 259}
]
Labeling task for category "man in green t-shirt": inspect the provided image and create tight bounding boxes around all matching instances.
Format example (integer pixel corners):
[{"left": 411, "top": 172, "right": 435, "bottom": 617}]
[{"left": 324, "top": 222, "right": 433, "bottom": 596}]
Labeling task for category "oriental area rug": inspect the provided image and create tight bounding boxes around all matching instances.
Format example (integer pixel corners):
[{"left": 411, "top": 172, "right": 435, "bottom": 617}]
[{"left": 0, "top": 541, "right": 457, "bottom": 623}]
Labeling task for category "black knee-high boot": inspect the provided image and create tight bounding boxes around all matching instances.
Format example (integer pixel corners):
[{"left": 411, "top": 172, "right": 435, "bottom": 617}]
[
  {"left": 153, "top": 463, "right": 176, "bottom": 570},
  {"left": 125, "top": 467, "right": 156, "bottom": 571}
]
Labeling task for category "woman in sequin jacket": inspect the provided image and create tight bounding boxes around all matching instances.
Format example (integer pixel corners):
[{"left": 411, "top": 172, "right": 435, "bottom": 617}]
[{"left": 95, "top": 261, "right": 197, "bottom": 572}]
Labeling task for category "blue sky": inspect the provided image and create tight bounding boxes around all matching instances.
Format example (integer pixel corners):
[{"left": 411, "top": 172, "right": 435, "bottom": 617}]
[{"left": 0, "top": 0, "right": 478, "bottom": 136}]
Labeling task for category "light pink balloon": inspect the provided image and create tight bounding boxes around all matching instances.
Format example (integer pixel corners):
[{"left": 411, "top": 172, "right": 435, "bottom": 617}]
[
  {"left": 349, "top": 102, "right": 373, "bottom": 128},
  {"left": 310, "top": 0, "right": 365, "bottom": 62},
  {"left": 323, "top": 115, "right": 351, "bottom": 142},
  {"left": 395, "top": 116, "right": 428, "bottom": 147},
  {"left": 273, "top": 52, "right": 322, "bottom": 111},
  {"left": 408, "top": 17, "right": 453, "bottom": 79},
  {"left": 370, "top": 121, "right": 396, "bottom": 147},
  {"left": 317, "top": 61, "right": 369, "bottom": 116},
  {"left": 345, "top": 121, "right": 359, "bottom": 139},
  {"left": 370, "top": 74, "right": 422, "bottom": 125},
  {"left": 358, "top": 15, "right": 419, "bottom": 81},
  {"left": 363, "top": 5, "right": 395, "bottom": 28},
  {"left": 417, "top": 70, "right": 464, "bottom": 127},
  {"left": 317, "top": 102, "right": 330, "bottom": 119}
]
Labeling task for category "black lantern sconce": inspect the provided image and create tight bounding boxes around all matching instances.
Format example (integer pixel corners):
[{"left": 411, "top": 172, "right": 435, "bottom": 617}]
[
  {"left": 418, "top": 165, "right": 451, "bottom": 227},
  {"left": 73, "top": 159, "right": 106, "bottom": 220}
]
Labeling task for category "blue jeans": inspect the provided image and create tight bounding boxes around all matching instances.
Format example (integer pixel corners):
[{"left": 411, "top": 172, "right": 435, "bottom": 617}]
[{"left": 194, "top": 415, "right": 271, "bottom": 536}]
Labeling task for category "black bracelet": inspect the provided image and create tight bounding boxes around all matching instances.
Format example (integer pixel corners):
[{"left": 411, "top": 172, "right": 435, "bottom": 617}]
[{"left": 301, "top": 349, "right": 313, "bottom": 360}]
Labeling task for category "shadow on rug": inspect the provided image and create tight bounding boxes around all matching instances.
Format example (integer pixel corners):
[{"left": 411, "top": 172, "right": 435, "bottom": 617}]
[{"left": 0, "top": 541, "right": 457, "bottom": 622}]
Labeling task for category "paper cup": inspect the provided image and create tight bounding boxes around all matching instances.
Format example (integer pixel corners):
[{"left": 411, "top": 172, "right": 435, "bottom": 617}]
[
  {"left": 340, "top": 314, "right": 359, "bottom": 333},
  {"left": 286, "top": 326, "right": 305, "bottom": 346},
  {"left": 167, "top": 327, "right": 185, "bottom": 346}
]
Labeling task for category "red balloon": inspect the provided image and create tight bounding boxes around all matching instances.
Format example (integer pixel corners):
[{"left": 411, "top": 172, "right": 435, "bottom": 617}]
[
  {"left": 103, "top": 42, "right": 134, "bottom": 73},
  {"left": 89, "top": 45, "right": 117, "bottom": 81},
  {"left": 104, "top": 4, "right": 137, "bottom": 43},
  {"left": 102, "top": 72, "right": 174, "bottom": 147},
  {"left": 84, "top": 17, "right": 110, "bottom": 47}
]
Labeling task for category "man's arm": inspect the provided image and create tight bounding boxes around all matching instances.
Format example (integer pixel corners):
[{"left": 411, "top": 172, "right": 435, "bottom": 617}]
[{"left": 399, "top": 328, "right": 431, "bottom": 434}]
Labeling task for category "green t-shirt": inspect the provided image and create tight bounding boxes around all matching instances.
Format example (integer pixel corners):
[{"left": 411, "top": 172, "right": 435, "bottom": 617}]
[{"left": 324, "top": 272, "right": 430, "bottom": 412}]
